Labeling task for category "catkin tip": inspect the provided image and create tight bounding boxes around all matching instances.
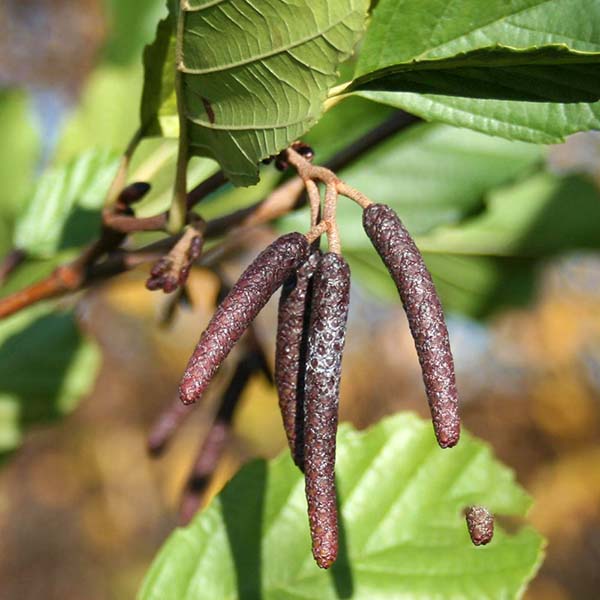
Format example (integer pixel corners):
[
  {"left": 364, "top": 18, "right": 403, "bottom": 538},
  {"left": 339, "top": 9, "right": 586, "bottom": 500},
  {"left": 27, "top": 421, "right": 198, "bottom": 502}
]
[{"left": 179, "top": 385, "right": 197, "bottom": 406}]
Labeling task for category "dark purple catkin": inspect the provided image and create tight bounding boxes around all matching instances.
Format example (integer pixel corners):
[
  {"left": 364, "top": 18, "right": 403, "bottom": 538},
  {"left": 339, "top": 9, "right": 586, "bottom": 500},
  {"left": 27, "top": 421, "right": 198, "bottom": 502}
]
[
  {"left": 179, "top": 233, "right": 309, "bottom": 405},
  {"left": 179, "top": 350, "right": 264, "bottom": 524},
  {"left": 147, "top": 397, "right": 195, "bottom": 456},
  {"left": 304, "top": 252, "right": 350, "bottom": 569},
  {"left": 275, "top": 251, "right": 321, "bottom": 470},
  {"left": 362, "top": 203, "right": 460, "bottom": 448},
  {"left": 465, "top": 506, "right": 494, "bottom": 546}
]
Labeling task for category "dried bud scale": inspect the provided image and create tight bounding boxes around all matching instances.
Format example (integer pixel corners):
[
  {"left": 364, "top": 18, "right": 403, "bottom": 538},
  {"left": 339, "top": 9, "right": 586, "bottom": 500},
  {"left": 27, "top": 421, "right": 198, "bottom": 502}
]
[
  {"left": 465, "top": 506, "right": 494, "bottom": 546},
  {"left": 362, "top": 203, "right": 460, "bottom": 449},
  {"left": 275, "top": 251, "right": 321, "bottom": 470},
  {"left": 304, "top": 252, "right": 351, "bottom": 569},
  {"left": 179, "top": 233, "right": 309, "bottom": 405}
]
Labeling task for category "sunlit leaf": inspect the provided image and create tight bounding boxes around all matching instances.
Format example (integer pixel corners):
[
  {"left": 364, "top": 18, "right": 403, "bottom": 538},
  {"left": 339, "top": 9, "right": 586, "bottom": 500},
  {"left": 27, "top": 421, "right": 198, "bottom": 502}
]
[
  {"left": 352, "top": 0, "right": 600, "bottom": 142},
  {"left": 14, "top": 150, "right": 119, "bottom": 258},
  {"left": 139, "top": 413, "right": 544, "bottom": 599}
]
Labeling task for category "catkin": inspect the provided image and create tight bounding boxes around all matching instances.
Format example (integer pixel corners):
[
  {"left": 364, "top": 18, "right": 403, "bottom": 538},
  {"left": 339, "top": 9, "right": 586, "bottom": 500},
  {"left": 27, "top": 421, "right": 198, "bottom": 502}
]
[
  {"left": 465, "top": 506, "right": 494, "bottom": 546},
  {"left": 179, "top": 233, "right": 309, "bottom": 405},
  {"left": 275, "top": 251, "right": 321, "bottom": 470},
  {"left": 304, "top": 252, "right": 351, "bottom": 569},
  {"left": 362, "top": 203, "right": 460, "bottom": 448}
]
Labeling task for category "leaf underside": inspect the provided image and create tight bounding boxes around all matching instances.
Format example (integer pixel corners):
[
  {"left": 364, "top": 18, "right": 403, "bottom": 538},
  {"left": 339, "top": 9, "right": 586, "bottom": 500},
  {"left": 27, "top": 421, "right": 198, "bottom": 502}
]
[{"left": 177, "top": 0, "right": 368, "bottom": 185}]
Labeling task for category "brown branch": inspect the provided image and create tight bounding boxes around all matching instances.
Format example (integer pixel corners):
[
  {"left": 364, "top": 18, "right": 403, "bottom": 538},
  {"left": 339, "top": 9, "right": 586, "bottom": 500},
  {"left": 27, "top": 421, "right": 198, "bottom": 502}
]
[
  {"left": 0, "top": 110, "right": 420, "bottom": 319},
  {"left": 186, "top": 170, "right": 228, "bottom": 209},
  {"left": 147, "top": 397, "right": 195, "bottom": 457},
  {"left": 101, "top": 212, "right": 167, "bottom": 234}
]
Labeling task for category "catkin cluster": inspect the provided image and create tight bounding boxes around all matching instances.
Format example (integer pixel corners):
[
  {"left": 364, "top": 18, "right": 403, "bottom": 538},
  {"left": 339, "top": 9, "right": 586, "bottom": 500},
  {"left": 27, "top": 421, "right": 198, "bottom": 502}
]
[{"left": 177, "top": 201, "right": 466, "bottom": 568}]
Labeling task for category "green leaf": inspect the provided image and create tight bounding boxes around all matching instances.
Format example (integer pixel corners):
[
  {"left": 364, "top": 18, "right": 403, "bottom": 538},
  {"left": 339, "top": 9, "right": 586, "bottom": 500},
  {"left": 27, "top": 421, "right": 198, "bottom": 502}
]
[
  {"left": 0, "top": 90, "right": 39, "bottom": 223},
  {"left": 352, "top": 0, "right": 600, "bottom": 142},
  {"left": 140, "top": 14, "right": 178, "bottom": 138},
  {"left": 139, "top": 413, "right": 544, "bottom": 599},
  {"left": 350, "top": 248, "right": 538, "bottom": 318},
  {"left": 0, "top": 303, "right": 100, "bottom": 454},
  {"left": 55, "top": 66, "right": 144, "bottom": 163},
  {"left": 417, "top": 172, "right": 600, "bottom": 257},
  {"left": 348, "top": 45, "right": 600, "bottom": 102},
  {"left": 102, "top": 0, "right": 169, "bottom": 66},
  {"left": 14, "top": 149, "right": 119, "bottom": 258},
  {"left": 173, "top": 0, "right": 369, "bottom": 185}
]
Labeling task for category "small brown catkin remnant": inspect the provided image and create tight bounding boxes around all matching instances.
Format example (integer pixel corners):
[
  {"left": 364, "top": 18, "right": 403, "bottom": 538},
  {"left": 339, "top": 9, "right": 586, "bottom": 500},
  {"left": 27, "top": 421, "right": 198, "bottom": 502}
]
[
  {"left": 304, "top": 253, "right": 351, "bottom": 569},
  {"left": 465, "top": 506, "right": 494, "bottom": 546},
  {"left": 362, "top": 203, "right": 460, "bottom": 448},
  {"left": 275, "top": 251, "right": 321, "bottom": 470},
  {"left": 179, "top": 233, "right": 309, "bottom": 405}
]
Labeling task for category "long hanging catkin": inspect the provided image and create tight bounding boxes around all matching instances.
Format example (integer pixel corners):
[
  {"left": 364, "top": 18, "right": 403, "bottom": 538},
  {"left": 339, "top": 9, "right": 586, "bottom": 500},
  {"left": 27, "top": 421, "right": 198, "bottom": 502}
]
[
  {"left": 179, "top": 233, "right": 309, "bottom": 405},
  {"left": 362, "top": 203, "right": 460, "bottom": 448},
  {"left": 304, "top": 252, "right": 351, "bottom": 569},
  {"left": 275, "top": 251, "right": 321, "bottom": 470}
]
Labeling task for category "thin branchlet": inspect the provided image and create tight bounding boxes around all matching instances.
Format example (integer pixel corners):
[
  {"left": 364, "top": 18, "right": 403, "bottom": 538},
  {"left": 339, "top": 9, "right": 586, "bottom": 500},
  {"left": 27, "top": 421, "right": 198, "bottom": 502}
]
[
  {"left": 179, "top": 350, "right": 264, "bottom": 524},
  {"left": 179, "top": 233, "right": 309, "bottom": 405},
  {"left": 147, "top": 397, "right": 195, "bottom": 456},
  {"left": 362, "top": 203, "right": 460, "bottom": 448},
  {"left": 275, "top": 251, "right": 321, "bottom": 470},
  {"left": 304, "top": 252, "right": 351, "bottom": 569}
]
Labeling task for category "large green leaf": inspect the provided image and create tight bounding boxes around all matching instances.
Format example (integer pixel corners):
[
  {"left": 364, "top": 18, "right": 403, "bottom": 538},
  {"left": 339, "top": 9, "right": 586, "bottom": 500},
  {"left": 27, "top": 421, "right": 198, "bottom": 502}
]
[
  {"left": 0, "top": 303, "right": 100, "bottom": 454},
  {"left": 352, "top": 0, "right": 600, "bottom": 142},
  {"left": 152, "top": 0, "right": 369, "bottom": 186},
  {"left": 139, "top": 413, "right": 544, "bottom": 599},
  {"left": 13, "top": 149, "right": 119, "bottom": 258}
]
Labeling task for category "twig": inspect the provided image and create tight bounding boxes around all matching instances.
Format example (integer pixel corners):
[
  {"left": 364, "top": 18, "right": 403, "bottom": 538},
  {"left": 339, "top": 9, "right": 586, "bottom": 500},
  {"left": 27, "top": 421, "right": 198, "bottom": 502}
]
[
  {"left": 178, "top": 344, "right": 268, "bottom": 524},
  {"left": 0, "top": 249, "right": 26, "bottom": 287},
  {"left": 147, "top": 397, "right": 195, "bottom": 456},
  {"left": 0, "top": 111, "right": 420, "bottom": 319}
]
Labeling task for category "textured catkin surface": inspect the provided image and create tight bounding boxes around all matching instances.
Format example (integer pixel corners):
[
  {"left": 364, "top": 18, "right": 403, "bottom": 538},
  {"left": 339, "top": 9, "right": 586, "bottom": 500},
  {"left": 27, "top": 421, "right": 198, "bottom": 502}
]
[
  {"left": 465, "top": 506, "right": 494, "bottom": 546},
  {"left": 275, "top": 251, "right": 321, "bottom": 470},
  {"left": 363, "top": 203, "right": 460, "bottom": 448},
  {"left": 304, "top": 253, "right": 351, "bottom": 569},
  {"left": 179, "top": 233, "right": 309, "bottom": 405}
]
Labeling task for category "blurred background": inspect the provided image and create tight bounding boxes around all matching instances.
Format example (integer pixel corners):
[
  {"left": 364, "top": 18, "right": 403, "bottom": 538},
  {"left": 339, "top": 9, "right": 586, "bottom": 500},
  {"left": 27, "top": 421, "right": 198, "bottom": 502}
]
[{"left": 1, "top": 1, "right": 600, "bottom": 599}]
